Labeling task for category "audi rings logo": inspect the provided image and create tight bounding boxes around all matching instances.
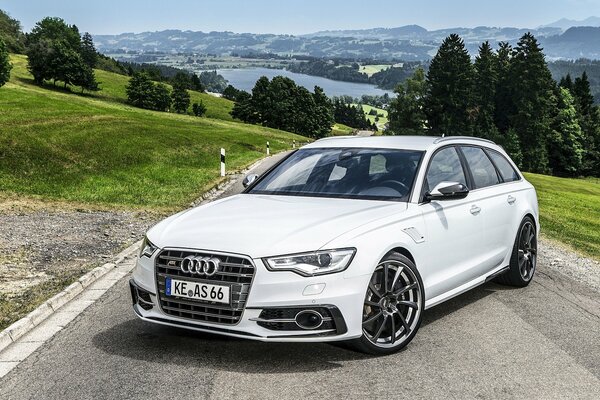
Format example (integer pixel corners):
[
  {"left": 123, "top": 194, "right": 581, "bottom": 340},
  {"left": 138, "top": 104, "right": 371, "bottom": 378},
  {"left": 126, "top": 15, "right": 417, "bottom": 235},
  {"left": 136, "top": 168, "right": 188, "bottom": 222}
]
[{"left": 180, "top": 256, "right": 221, "bottom": 276}]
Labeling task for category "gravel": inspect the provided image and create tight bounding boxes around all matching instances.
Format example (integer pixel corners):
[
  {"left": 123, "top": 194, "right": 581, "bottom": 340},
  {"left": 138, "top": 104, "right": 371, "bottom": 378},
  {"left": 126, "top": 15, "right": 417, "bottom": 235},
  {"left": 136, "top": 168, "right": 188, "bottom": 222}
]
[
  {"left": 0, "top": 208, "right": 155, "bottom": 297},
  {"left": 538, "top": 236, "right": 600, "bottom": 292}
]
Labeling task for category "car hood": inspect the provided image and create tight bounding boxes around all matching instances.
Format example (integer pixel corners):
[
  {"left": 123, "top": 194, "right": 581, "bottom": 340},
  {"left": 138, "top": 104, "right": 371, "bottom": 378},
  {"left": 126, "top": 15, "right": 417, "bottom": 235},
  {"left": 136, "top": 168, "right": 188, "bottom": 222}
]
[{"left": 148, "top": 194, "right": 407, "bottom": 258}]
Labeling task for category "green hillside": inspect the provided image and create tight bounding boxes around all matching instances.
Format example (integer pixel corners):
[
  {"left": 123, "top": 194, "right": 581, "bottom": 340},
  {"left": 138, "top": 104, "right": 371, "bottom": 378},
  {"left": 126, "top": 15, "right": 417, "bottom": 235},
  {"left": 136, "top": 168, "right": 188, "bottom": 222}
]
[{"left": 0, "top": 55, "right": 302, "bottom": 210}]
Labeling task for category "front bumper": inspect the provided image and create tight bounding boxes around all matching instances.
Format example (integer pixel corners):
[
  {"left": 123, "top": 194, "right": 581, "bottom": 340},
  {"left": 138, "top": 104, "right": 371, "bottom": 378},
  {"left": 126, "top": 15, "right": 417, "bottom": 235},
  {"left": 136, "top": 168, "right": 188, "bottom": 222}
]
[{"left": 130, "top": 251, "right": 368, "bottom": 342}]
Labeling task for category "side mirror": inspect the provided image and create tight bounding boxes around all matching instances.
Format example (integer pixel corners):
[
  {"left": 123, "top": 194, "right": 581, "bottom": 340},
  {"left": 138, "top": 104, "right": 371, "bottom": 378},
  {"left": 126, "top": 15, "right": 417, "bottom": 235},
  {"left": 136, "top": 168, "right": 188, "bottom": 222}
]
[
  {"left": 425, "top": 181, "right": 469, "bottom": 201},
  {"left": 242, "top": 174, "right": 259, "bottom": 188}
]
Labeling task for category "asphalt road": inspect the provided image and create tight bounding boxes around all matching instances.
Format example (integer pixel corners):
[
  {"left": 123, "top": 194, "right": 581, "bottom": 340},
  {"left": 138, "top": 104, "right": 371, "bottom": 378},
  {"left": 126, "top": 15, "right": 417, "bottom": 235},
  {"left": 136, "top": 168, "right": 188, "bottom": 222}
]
[{"left": 1, "top": 153, "right": 599, "bottom": 399}]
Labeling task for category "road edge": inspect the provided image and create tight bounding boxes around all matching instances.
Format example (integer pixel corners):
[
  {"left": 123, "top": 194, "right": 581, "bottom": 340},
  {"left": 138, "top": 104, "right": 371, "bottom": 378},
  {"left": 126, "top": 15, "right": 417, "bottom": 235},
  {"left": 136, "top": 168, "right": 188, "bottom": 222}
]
[{"left": 0, "top": 152, "right": 284, "bottom": 354}]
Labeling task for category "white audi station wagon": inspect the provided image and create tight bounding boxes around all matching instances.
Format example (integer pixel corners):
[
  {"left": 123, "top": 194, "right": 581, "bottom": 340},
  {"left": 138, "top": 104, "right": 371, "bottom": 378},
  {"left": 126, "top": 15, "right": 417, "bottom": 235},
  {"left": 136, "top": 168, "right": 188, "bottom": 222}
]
[{"left": 130, "top": 136, "right": 539, "bottom": 354}]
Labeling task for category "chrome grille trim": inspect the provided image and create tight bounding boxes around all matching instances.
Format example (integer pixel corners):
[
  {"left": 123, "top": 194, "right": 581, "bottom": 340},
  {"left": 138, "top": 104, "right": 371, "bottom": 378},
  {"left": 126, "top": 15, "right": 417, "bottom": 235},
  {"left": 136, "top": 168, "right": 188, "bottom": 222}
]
[{"left": 155, "top": 248, "right": 255, "bottom": 325}]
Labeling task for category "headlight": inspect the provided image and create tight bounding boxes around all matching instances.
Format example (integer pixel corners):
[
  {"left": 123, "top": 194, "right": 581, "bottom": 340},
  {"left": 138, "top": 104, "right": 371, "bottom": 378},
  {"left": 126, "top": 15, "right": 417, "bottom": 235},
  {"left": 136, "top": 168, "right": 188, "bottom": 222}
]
[
  {"left": 263, "top": 248, "right": 356, "bottom": 276},
  {"left": 139, "top": 236, "right": 158, "bottom": 258}
]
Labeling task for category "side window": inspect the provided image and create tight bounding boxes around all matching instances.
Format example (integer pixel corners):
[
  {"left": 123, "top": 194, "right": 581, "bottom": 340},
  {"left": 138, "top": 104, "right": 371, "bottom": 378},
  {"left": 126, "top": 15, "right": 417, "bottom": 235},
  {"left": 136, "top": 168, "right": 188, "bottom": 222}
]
[
  {"left": 425, "top": 147, "right": 467, "bottom": 192},
  {"left": 487, "top": 150, "right": 520, "bottom": 182},
  {"left": 460, "top": 146, "right": 500, "bottom": 189}
]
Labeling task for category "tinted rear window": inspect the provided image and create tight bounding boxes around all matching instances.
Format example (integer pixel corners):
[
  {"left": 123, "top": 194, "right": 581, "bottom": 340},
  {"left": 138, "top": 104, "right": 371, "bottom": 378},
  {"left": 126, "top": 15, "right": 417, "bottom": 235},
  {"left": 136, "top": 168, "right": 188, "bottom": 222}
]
[
  {"left": 487, "top": 150, "right": 520, "bottom": 182},
  {"left": 460, "top": 146, "right": 500, "bottom": 189}
]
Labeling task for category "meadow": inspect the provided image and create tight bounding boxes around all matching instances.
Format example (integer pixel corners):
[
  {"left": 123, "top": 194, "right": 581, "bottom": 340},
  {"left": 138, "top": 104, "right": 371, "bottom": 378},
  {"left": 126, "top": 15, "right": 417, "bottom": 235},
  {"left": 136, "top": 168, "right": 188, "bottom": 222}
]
[
  {"left": 524, "top": 173, "right": 600, "bottom": 260},
  {"left": 0, "top": 55, "right": 303, "bottom": 211}
]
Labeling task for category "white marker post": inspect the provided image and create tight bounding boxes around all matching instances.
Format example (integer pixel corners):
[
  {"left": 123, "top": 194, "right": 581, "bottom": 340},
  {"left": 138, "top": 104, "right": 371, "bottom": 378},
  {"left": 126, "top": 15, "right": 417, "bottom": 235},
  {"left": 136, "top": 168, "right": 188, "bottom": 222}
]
[
  {"left": 220, "top": 148, "right": 225, "bottom": 177},
  {"left": 293, "top": 139, "right": 296, "bottom": 149},
  {"left": 266, "top": 141, "right": 270, "bottom": 155}
]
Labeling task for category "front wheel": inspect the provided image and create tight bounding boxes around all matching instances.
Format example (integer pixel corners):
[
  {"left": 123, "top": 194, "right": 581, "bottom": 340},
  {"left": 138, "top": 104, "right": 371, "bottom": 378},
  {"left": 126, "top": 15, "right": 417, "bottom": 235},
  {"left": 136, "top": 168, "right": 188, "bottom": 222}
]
[{"left": 347, "top": 252, "right": 424, "bottom": 355}]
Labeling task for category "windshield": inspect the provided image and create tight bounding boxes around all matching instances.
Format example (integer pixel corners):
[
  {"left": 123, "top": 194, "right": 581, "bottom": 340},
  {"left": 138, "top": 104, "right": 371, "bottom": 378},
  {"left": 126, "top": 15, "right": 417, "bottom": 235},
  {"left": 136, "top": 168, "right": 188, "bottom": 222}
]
[{"left": 249, "top": 148, "right": 424, "bottom": 201}]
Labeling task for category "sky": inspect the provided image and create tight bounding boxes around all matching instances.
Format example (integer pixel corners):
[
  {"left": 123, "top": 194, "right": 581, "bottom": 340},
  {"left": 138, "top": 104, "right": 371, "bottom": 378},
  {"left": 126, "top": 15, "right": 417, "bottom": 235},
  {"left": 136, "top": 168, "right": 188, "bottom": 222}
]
[{"left": 2, "top": 0, "right": 600, "bottom": 35}]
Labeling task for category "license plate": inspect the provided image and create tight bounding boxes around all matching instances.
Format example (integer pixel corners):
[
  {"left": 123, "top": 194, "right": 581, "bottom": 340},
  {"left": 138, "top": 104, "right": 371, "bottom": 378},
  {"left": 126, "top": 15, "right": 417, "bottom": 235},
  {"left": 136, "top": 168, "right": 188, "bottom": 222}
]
[{"left": 165, "top": 277, "right": 230, "bottom": 304}]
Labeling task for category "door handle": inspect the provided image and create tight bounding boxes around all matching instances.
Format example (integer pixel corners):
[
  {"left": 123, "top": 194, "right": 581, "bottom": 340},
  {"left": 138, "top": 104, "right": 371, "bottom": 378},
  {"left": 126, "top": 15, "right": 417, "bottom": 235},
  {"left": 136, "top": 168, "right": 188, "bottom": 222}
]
[
  {"left": 470, "top": 205, "right": 481, "bottom": 215},
  {"left": 507, "top": 195, "right": 516, "bottom": 205}
]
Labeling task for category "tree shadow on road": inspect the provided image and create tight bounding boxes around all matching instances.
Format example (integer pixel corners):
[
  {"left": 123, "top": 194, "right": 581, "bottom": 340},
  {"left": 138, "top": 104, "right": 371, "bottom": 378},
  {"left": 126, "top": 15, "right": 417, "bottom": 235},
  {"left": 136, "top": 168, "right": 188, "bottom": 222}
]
[{"left": 92, "top": 282, "right": 504, "bottom": 374}]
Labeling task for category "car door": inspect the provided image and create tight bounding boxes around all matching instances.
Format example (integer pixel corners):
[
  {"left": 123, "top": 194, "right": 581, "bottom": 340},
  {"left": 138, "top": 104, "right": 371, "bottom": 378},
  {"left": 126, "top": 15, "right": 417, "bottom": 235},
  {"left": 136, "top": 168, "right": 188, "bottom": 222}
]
[
  {"left": 484, "top": 148, "right": 525, "bottom": 260},
  {"left": 418, "top": 146, "right": 486, "bottom": 301},
  {"left": 459, "top": 146, "right": 508, "bottom": 270}
]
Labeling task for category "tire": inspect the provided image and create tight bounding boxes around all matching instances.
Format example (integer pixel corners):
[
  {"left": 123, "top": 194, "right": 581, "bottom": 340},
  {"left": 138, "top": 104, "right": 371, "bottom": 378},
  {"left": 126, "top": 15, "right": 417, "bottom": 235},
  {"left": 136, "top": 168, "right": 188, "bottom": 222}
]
[
  {"left": 346, "top": 252, "right": 424, "bottom": 355},
  {"left": 494, "top": 216, "right": 537, "bottom": 287}
]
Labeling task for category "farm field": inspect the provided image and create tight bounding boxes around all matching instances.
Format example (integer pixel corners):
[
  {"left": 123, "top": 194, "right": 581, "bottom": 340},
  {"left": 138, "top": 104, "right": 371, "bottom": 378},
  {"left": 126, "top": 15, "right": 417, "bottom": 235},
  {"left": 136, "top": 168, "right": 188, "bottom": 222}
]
[{"left": 359, "top": 64, "right": 391, "bottom": 76}]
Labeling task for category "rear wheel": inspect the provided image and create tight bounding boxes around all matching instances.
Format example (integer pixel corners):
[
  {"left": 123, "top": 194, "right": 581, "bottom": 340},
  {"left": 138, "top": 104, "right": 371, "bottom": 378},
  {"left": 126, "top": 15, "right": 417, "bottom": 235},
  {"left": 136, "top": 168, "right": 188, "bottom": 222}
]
[
  {"left": 347, "top": 252, "right": 424, "bottom": 355},
  {"left": 495, "top": 216, "right": 537, "bottom": 287}
]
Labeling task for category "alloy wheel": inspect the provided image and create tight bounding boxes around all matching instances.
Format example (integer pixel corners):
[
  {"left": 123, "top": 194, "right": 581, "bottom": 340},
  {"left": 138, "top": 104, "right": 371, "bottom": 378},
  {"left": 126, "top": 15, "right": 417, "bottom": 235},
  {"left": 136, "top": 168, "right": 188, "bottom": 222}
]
[
  {"left": 518, "top": 221, "right": 537, "bottom": 281},
  {"left": 362, "top": 260, "right": 422, "bottom": 348}
]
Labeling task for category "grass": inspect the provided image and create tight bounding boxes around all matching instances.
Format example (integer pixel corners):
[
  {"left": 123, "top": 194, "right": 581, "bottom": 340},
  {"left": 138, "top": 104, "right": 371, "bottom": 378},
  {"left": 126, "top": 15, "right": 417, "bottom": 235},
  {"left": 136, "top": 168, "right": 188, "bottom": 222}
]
[
  {"left": 359, "top": 64, "right": 391, "bottom": 77},
  {"left": 0, "top": 268, "right": 89, "bottom": 331},
  {"left": 352, "top": 104, "right": 388, "bottom": 131},
  {"left": 524, "top": 173, "right": 600, "bottom": 260},
  {"left": 331, "top": 123, "right": 355, "bottom": 136},
  {"left": 0, "top": 55, "right": 304, "bottom": 210}
]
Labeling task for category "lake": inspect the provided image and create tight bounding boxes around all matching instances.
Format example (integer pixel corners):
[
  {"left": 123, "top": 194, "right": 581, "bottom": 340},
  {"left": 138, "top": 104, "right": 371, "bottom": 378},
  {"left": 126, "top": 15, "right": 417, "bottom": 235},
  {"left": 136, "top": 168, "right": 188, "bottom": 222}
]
[{"left": 216, "top": 67, "right": 395, "bottom": 98}]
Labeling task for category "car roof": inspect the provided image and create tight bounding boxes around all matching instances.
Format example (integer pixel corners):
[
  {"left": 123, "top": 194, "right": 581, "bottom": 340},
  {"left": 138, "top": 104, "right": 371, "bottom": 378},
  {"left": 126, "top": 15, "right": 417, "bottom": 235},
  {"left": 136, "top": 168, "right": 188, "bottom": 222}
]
[{"left": 303, "top": 135, "right": 501, "bottom": 152}]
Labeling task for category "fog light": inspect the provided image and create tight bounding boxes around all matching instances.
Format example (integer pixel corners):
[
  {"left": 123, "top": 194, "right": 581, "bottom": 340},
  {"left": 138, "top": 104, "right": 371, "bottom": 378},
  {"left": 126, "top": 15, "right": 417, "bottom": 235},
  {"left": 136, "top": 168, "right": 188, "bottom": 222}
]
[{"left": 295, "top": 310, "right": 324, "bottom": 330}]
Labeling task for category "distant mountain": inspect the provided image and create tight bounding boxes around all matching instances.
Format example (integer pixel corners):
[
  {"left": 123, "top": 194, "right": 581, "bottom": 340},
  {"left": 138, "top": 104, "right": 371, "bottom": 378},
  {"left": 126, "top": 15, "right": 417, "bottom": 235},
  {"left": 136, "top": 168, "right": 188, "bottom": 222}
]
[
  {"left": 543, "top": 27, "right": 600, "bottom": 59},
  {"left": 93, "top": 24, "right": 600, "bottom": 61},
  {"left": 540, "top": 16, "right": 600, "bottom": 31}
]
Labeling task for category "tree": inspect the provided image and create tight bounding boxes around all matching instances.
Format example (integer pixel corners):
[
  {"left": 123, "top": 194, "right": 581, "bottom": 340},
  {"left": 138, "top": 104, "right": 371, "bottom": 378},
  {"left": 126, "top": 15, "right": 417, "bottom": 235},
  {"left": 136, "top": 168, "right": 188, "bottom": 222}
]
[
  {"left": 80, "top": 32, "right": 97, "bottom": 68},
  {"left": 388, "top": 67, "right": 426, "bottom": 135},
  {"left": 25, "top": 17, "right": 98, "bottom": 91},
  {"left": 0, "top": 37, "right": 11, "bottom": 87},
  {"left": 126, "top": 72, "right": 171, "bottom": 111},
  {"left": 152, "top": 83, "right": 172, "bottom": 111},
  {"left": 312, "top": 86, "right": 335, "bottom": 138},
  {"left": 503, "top": 128, "right": 523, "bottom": 168},
  {"left": 507, "top": 33, "right": 556, "bottom": 173},
  {"left": 424, "top": 34, "right": 474, "bottom": 136},
  {"left": 190, "top": 73, "right": 204, "bottom": 92},
  {"left": 171, "top": 82, "right": 190, "bottom": 113},
  {"left": 472, "top": 41, "right": 500, "bottom": 141},
  {"left": 230, "top": 76, "right": 334, "bottom": 137},
  {"left": 573, "top": 71, "right": 594, "bottom": 116},
  {"left": 494, "top": 42, "right": 513, "bottom": 135},
  {"left": 559, "top": 73, "right": 574, "bottom": 92},
  {"left": 222, "top": 84, "right": 242, "bottom": 101},
  {"left": 548, "top": 88, "right": 584, "bottom": 176},
  {"left": 192, "top": 101, "right": 207, "bottom": 117},
  {"left": 0, "top": 9, "right": 25, "bottom": 53}
]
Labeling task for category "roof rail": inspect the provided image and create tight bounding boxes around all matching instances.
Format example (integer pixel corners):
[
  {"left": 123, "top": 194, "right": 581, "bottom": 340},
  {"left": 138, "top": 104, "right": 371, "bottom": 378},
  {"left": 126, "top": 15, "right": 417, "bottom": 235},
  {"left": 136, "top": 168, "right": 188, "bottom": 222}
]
[{"left": 433, "top": 136, "right": 496, "bottom": 145}]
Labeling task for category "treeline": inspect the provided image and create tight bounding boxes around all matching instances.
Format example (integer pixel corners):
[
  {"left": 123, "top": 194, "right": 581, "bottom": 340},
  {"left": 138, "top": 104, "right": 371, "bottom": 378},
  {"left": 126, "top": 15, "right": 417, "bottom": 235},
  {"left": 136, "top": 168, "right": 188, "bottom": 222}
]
[
  {"left": 286, "top": 59, "right": 422, "bottom": 90},
  {"left": 287, "top": 60, "right": 369, "bottom": 83},
  {"left": 332, "top": 99, "right": 377, "bottom": 131},
  {"left": 388, "top": 33, "right": 600, "bottom": 177},
  {"left": 125, "top": 71, "right": 206, "bottom": 116},
  {"left": 230, "top": 76, "right": 334, "bottom": 138}
]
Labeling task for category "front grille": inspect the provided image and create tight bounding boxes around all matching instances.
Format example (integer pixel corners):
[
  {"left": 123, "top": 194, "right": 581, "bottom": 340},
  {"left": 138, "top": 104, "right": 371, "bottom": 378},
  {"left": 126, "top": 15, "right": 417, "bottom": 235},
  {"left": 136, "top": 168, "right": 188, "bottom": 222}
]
[{"left": 155, "top": 249, "right": 255, "bottom": 325}]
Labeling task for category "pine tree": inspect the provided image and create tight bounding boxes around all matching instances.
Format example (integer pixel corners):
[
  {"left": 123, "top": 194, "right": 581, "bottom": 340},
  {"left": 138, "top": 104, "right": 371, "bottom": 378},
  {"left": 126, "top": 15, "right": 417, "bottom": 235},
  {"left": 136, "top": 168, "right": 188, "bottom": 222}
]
[
  {"left": 171, "top": 82, "right": 190, "bottom": 113},
  {"left": 507, "top": 33, "right": 556, "bottom": 173},
  {"left": 548, "top": 88, "right": 584, "bottom": 176},
  {"left": 0, "top": 37, "right": 11, "bottom": 87},
  {"left": 80, "top": 32, "right": 97, "bottom": 68},
  {"left": 559, "top": 74, "right": 574, "bottom": 92},
  {"left": 472, "top": 41, "right": 500, "bottom": 141},
  {"left": 573, "top": 72, "right": 594, "bottom": 117},
  {"left": 494, "top": 42, "right": 513, "bottom": 136},
  {"left": 312, "top": 86, "right": 335, "bottom": 138},
  {"left": 192, "top": 101, "right": 207, "bottom": 117},
  {"left": 388, "top": 67, "right": 427, "bottom": 135},
  {"left": 424, "top": 34, "right": 474, "bottom": 136}
]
